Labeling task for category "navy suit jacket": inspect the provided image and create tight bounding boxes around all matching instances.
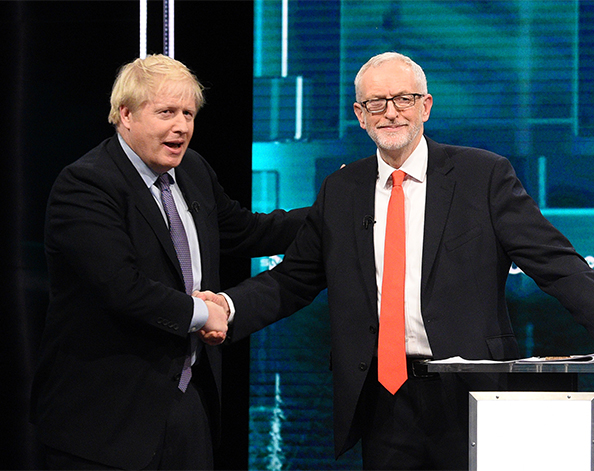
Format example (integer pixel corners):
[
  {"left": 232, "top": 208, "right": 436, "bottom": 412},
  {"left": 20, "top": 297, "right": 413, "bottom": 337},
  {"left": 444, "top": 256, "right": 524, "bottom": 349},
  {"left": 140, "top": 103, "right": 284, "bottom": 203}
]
[
  {"left": 31, "top": 135, "right": 307, "bottom": 468},
  {"left": 226, "top": 136, "right": 594, "bottom": 457}
]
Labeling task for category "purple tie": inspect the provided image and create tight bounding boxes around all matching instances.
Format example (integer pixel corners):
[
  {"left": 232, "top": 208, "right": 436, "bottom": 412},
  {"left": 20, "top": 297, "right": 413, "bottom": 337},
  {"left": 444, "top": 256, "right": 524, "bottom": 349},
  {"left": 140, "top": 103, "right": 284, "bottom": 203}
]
[
  {"left": 156, "top": 173, "right": 195, "bottom": 392},
  {"left": 156, "top": 173, "right": 194, "bottom": 295}
]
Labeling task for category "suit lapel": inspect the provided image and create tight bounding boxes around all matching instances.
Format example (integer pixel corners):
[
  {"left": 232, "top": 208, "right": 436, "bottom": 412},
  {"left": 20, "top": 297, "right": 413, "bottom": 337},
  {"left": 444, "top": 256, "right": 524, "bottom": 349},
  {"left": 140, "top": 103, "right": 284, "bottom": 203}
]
[
  {"left": 422, "top": 138, "right": 455, "bottom": 294},
  {"left": 352, "top": 157, "right": 379, "bottom": 312},
  {"left": 105, "top": 136, "right": 183, "bottom": 282}
]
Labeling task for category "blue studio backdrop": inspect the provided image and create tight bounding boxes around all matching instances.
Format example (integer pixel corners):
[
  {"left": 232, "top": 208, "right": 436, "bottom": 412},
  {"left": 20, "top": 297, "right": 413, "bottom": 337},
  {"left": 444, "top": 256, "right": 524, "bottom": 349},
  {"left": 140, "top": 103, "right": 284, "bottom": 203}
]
[{"left": 249, "top": 1, "right": 594, "bottom": 469}]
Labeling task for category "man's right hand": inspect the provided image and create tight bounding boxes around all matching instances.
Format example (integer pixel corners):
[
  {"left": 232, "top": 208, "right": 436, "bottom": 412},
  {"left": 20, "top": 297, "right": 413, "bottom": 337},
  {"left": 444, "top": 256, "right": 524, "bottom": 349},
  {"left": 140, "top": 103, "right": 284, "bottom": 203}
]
[
  {"left": 193, "top": 290, "right": 230, "bottom": 318},
  {"left": 199, "top": 300, "right": 228, "bottom": 346}
]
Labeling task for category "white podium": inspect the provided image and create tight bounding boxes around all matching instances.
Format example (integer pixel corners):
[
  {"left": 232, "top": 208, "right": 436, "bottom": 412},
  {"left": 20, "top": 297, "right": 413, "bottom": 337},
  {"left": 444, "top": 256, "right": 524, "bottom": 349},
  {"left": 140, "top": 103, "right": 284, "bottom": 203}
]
[
  {"left": 426, "top": 358, "right": 594, "bottom": 470},
  {"left": 469, "top": 391, "right": 594, "bottom": 471}
]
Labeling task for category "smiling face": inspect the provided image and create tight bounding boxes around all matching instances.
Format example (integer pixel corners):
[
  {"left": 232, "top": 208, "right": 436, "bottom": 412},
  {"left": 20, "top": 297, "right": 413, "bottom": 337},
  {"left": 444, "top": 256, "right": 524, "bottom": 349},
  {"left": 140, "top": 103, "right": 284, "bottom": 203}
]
[
  {"left": 118, "top": 81, "right": 197, "bottom": 174},
  {"left": 353, "top": 60, "right": 432, "bottom": 168}
]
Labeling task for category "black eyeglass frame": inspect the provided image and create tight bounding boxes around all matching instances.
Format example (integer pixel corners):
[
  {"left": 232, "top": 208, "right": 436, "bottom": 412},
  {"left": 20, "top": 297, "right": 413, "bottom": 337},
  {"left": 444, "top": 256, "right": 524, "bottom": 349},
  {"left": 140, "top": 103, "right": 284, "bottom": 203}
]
[{"left": 359, "top": 93, "right": 426, "bottom": 113}]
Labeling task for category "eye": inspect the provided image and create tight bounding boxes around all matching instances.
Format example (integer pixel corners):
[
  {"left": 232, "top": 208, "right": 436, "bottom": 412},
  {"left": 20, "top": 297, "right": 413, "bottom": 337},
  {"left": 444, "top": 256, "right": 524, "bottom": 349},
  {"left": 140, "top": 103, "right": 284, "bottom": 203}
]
[
  {"left": 395, "top": 95, "right": 413, "bottom": 105},
  {"left": 366, "top": 99, "right": 385, "bottom": 110}
]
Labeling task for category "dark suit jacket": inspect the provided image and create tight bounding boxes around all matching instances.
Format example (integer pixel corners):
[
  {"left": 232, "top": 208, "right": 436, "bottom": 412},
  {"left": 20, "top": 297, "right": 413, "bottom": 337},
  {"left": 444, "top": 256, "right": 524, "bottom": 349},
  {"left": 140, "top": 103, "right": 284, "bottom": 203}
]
[
  {"left": 30, "top": 135, "right": 307, "bottom": 469},
  {"left": 226, "top": 136, "right": 594, "bottom": 457}
]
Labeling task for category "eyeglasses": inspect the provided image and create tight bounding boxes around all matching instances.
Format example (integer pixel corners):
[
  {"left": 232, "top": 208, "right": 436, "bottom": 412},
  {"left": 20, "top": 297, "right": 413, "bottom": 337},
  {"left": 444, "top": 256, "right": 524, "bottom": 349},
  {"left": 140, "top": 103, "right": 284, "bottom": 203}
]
[{"left": 359, "top": 94, "right": 425, "bottom": 113}]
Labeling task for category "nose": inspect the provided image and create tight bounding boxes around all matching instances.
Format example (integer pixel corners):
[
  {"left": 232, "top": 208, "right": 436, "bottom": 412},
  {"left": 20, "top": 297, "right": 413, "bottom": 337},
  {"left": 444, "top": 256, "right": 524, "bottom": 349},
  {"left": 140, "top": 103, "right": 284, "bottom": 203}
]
[
  {"left": 172, "top": 113, "right": 190, "bottom": 134},
  {"left": 383, "top": 99, "right": 400, "bottom": 119}
]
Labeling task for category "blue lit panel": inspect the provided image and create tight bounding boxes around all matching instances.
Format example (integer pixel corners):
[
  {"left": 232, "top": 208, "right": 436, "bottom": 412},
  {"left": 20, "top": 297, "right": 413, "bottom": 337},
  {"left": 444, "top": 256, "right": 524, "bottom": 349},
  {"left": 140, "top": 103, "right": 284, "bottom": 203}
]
[{"left": 251, "top": 2, "right": 594, "bottom": 469}]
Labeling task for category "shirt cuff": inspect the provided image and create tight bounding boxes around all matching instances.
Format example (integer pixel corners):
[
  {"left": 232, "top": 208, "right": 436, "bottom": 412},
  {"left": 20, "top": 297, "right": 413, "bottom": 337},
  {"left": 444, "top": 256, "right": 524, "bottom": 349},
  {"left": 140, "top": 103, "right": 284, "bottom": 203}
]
[
  {"left": 220, "top": 292, "right": 236, "bottom": 323},
  {"left": 189, "top": 297, "right": 209, "bottom": 332}
]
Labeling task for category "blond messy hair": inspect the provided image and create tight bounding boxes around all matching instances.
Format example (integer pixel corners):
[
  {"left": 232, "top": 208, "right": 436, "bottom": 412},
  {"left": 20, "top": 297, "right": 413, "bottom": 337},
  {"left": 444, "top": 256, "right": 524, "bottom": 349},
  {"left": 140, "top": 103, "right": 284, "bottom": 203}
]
[{"left": 108, "top": 54, "right": 205, "bottom": 126}]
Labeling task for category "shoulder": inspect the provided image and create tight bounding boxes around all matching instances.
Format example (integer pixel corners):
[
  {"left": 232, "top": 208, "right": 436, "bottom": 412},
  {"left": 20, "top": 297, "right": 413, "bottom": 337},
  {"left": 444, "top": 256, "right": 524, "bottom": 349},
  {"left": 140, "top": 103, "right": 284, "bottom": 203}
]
[
  {"left": 426, "top": 136, "right": 513, "bottom": 178},
  {"left": 315, "top": 156, "right": 377, "bottom": 199},
  {"left": 427, "top": 136, "right": 507, "bottom": 164},
  {"left": 57, "top": 137, "right": 120, "bottom": 181},
  {"left": 51, "top": 136, "right": 138, "bottom": 204},
  {"left": 325, "top": 155, "right": 377, "bottom": 183}
]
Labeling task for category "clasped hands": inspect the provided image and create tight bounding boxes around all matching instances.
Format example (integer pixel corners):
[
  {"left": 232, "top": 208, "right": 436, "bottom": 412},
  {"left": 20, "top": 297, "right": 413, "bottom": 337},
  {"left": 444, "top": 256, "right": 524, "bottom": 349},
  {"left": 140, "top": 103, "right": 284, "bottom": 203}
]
[{"left": 192, "top": 290, "right": 230, "bottom": 346}]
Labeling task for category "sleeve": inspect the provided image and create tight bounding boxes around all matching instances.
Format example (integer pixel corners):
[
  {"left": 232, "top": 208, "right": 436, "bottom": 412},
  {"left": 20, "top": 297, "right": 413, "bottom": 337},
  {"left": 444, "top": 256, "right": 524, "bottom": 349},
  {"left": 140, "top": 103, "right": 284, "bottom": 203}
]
[
  {"left": 45, "top": 162, "right": 194, "bottom": 337},
  {"left": 489, "top": 156, "right": 594, "bottom": 336},
  {"left": 224, "top": 184, "right": 328, "bottom": 341}
]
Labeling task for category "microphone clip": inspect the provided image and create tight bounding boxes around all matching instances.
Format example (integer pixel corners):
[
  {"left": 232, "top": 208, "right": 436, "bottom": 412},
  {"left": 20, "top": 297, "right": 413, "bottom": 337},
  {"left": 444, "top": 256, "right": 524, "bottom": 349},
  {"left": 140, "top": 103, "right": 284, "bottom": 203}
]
[{"left": 363, "top": 215, "right": 375, "bottom": 229}]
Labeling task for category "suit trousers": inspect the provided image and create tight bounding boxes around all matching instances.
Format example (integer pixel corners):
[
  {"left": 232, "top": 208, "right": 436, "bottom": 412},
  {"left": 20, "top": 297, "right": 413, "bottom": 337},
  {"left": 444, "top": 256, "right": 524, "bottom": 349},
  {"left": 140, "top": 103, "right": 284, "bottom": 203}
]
[
  {"left": 358, "top": 358, "right": 470, "bottom": 471},
  {"left": 44, "top": 362, "right": 215, "bottom": 471}
]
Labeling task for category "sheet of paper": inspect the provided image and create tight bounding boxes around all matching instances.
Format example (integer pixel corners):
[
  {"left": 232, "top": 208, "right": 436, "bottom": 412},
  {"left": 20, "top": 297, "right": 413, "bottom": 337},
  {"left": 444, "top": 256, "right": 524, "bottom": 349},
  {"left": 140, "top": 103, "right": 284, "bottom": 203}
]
[
  {"left": 516, "top": 354, "right": 594, "bottom": 363},
  {"left": 428, "top": 356, "right": 514, "bottom": 365},
  {"left": 429, "top": 354, "right": 594, "bottom": 365}
]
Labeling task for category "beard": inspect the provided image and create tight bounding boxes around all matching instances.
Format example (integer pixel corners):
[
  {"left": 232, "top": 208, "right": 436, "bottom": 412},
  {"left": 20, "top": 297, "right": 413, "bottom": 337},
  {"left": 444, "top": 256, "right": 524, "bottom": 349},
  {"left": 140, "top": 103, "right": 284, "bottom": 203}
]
[{"left": 366, "top": 119, "right": 423, "bottom": 152}]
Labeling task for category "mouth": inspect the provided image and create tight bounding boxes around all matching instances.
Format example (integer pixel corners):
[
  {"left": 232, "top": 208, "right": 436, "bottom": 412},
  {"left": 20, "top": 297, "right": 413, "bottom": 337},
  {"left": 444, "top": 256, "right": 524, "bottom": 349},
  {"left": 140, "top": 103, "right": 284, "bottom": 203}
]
[
  {"left": 164, "top": 141, "right": 184, "bottom": 151},
  {"left": 378, "top": 123, "right": 407, "bottom": 130}
]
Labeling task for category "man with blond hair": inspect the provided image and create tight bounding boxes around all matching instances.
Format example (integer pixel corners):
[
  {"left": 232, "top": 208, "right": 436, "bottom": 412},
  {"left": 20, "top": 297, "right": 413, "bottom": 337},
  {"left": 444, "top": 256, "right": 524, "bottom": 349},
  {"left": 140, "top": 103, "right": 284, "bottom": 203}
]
[{"left": 30, "top": 54, "right": 306, "bottom": 470}]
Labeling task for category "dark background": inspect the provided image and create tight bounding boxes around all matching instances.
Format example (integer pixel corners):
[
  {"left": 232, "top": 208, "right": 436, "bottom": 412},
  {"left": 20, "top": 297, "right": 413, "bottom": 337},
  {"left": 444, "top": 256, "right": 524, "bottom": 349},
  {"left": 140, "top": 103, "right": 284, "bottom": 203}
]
[{"left": 2, "top": 1, "right": 252, "bottom": 469}]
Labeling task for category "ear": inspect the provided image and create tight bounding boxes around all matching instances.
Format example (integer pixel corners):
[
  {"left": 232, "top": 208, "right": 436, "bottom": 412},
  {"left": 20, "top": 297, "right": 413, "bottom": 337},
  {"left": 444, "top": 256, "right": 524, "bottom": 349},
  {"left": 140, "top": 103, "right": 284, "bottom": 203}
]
[
  {"left": 353, "top": 102, "right": 367, "bottom": 130},
  {"left": 119, "top": 105, "right": 133, "bottom": 131},
  {"left": 421, "top": 94, "right": 433, "bottom": 123}
]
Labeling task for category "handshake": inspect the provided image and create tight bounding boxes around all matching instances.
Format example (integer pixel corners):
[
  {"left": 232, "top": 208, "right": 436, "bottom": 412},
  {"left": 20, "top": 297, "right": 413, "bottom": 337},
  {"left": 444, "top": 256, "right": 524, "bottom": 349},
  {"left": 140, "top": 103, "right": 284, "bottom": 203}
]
[{"left": 192, "top": 291, "right": 230, "bottom": 346}]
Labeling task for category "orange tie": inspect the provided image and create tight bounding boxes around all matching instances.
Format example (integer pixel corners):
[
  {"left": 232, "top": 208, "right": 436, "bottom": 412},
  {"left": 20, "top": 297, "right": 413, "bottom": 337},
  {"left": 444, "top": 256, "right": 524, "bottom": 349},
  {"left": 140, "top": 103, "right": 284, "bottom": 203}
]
[{"left": 378, "top": 169, "right": 407, "bottom": 394}]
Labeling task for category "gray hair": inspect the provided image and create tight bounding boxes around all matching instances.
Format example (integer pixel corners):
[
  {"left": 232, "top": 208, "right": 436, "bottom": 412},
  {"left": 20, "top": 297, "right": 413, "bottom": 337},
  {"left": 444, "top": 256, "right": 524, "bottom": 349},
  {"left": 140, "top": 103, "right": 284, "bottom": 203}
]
[{"left": 354, "top": 52, "right": 428, "bottom": 101}]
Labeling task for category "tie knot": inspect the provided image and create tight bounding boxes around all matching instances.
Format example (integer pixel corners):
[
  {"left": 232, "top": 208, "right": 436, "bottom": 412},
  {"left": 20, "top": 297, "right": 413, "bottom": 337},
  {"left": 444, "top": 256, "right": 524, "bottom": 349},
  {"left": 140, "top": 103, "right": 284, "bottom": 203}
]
[
  {"left": 156, "top": 173, "right": 173, "bottom": 191},
  {"left": 391, "top": 170, "right": 406, "bottom": 187}
]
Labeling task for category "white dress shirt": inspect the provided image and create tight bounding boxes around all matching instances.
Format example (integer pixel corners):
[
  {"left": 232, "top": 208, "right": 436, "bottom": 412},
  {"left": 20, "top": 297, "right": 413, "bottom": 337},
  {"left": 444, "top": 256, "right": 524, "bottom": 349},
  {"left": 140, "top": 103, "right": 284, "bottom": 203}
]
[{"left": 374, "top": 137, "right": 433, "bottom": 358}]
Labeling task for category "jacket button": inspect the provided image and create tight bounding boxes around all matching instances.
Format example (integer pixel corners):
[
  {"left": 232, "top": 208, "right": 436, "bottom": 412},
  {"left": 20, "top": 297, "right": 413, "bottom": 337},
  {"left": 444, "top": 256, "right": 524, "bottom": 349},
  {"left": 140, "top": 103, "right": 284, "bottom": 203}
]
[
  {"left": 359, "top": 362, "right": 367, "bottom": 371},
  {"left": 173, "top": 373, "right": 181, "bottom": 381},
  {"left": 369, "top": 325, "right": 377, "bottom": 335}
]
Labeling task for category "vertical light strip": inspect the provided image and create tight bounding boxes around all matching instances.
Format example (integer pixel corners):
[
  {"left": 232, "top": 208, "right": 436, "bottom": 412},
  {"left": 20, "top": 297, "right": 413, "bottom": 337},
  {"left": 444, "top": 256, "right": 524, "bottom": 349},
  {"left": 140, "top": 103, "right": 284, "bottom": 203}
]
[
  {"left": 163, "top": 0, "right": 169, "bottom": 55},
  {"left": 139, "top": 0, "right": 147, "bottom": 58},
  {"left": 163, "top": 0, "right": 174, "bottom": 57},
  {"left": 168, "top": 0, "right": 175, "bottom": 58},
  {"left": 254, "top": 0, "right": 264, "bottom": 77},
  {"left": 571, "top": 0, "right": 578, "bottom": 136},
  {"left": 281, "top": 0, "right": 288, "bottom": 77},
  {"left": 294, "top": 76, "right": 303, "bottom": 140},
  {"left": 538, "top": 156, "right": 547, "bottom": 209}
]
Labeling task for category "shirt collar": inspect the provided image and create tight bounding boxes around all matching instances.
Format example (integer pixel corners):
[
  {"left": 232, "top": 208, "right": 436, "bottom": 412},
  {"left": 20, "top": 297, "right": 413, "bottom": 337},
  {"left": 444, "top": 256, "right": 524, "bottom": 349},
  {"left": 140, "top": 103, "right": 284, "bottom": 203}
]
[
  {"left": 377, "top": 136, "right": 428, "bottom": 189},
  {"left": 117, "top": 133, "right": 176, "bottom": 188}
]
